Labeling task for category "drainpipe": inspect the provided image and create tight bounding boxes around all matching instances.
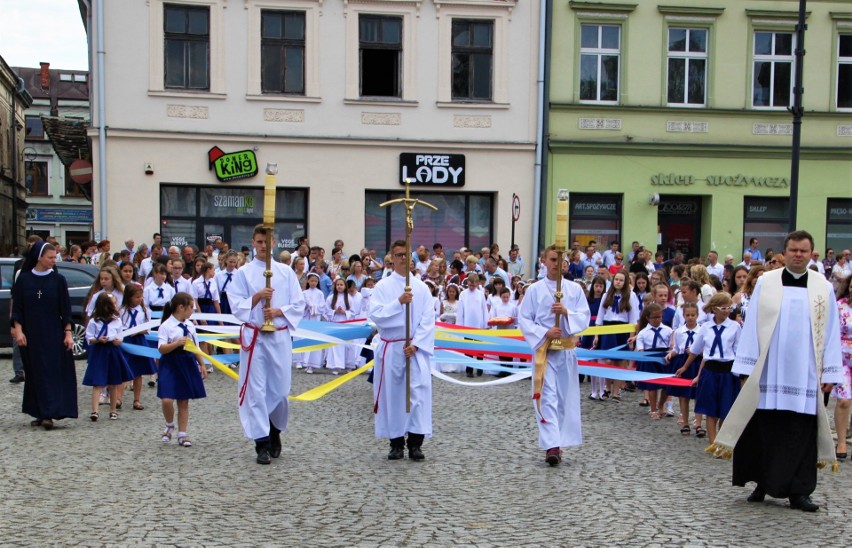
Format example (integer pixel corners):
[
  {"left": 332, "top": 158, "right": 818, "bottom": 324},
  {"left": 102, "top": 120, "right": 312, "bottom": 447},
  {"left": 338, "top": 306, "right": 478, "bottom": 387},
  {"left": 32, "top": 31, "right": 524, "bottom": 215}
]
[
  {"left": 96, "top": 0, "right": 107, "bottom": 239},
  {"left": 10, "top": 80, "right": 19, "bottom": 251},
  {"left": 532, "top": 0, "right": 552, "bottom": 265}
]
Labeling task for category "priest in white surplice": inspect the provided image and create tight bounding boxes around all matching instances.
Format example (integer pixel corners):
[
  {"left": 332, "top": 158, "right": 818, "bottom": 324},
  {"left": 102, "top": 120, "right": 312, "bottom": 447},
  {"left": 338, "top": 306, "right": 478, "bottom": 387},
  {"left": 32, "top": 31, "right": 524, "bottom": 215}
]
[
  {"left": 518, "top": 245, "right": 590, "bottom": 466},
  {"left": 715, "top": 231, "right": 843, "bottom": 512},
  {"left": 369, "top": 240, "right": 435, "bottom": 461},
  {"left": 228, "top": 225, "right": 305, "bottom": 465}
]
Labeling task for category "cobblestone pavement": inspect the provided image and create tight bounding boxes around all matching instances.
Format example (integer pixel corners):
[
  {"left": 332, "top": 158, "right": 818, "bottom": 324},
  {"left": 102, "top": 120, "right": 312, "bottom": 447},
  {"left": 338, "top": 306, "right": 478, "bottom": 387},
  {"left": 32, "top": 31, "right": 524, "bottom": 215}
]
[{"left": 1, "top": 350, "right": 850, "bottom": 546}]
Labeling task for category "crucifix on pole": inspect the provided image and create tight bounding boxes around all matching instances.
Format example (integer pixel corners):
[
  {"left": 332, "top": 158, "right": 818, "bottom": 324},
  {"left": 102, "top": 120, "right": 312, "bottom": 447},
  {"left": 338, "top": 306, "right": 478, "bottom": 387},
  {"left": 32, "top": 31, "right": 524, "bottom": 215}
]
[{"left": 379, "top": 178, "right": 438, "bottom": 412}]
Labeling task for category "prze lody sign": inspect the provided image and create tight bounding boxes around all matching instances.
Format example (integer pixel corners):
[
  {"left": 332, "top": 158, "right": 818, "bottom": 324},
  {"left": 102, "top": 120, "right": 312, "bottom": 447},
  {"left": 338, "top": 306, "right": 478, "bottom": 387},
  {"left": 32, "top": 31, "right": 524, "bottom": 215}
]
[{"left": 399, "top": 153, "right": 465, "bottom": 186}]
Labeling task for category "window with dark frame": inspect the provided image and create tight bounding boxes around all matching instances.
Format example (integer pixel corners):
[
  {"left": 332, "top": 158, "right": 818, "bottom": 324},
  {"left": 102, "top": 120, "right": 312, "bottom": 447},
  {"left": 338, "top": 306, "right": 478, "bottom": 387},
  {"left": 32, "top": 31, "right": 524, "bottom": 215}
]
[
  {"left": 26, "top": 162, "right": 49, "bottom": 196},
  {"left": 667, "top": 28, "right": 707, "bottom": 106},
  {"left": 359, "top": 14, "right": 402, "bottom": 98},
  {"left": 164, "top": 4, "right": 210, "bottom": 91},
  {"left": 451, "top": 19, "right": 493, "bottom": 101},
  {"left": 838, "top": 34, "right": 852, "bottom": 109},
  {"left": 25, "top": 116, "right": 44, "bottom": 140},
  {"left": 261, "top": 10, "right": 306, "bottom": 95}
]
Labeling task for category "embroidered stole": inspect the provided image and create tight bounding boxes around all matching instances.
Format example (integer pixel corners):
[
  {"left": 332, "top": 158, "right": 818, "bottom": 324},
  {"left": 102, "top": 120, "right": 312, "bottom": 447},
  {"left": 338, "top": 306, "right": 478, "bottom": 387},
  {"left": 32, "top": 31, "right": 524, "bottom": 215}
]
[{"left": 710, "top": 269, "right": 837, "bottom": 470}]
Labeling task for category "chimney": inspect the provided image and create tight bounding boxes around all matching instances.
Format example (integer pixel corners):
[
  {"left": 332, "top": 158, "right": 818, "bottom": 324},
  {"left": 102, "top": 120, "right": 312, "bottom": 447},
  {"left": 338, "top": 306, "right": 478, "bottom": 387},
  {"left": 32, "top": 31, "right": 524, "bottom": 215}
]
[{"left": 39, "top": 62, "right": 50, "bottom": 91}]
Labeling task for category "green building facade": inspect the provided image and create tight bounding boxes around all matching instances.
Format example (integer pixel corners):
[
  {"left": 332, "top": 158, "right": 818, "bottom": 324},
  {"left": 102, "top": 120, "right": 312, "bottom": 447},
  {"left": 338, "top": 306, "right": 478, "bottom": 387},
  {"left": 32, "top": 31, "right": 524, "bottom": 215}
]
[{"left": 547, "top": 0, "right": 852, "bottom": 260}]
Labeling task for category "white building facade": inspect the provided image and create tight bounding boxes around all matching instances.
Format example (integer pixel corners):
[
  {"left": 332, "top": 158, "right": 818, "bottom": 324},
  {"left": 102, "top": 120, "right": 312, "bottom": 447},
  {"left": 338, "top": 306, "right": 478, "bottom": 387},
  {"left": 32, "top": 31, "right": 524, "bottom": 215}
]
[{"left": 87, "top": 0, "right": 539, "bottom": 263}]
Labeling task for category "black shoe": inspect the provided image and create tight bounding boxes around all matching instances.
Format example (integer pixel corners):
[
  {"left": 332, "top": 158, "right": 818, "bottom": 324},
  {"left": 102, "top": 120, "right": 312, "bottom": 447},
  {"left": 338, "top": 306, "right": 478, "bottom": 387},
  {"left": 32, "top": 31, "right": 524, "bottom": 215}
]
[
  {"left": 387, "top": 446, "right": 405, "bottom": 460},
  {"left": 9, "top": 374, "right": 24, "bottom": 384},
  {"left": 747, "top": 485, "right": 766, "bottom": 503},
  {"left": 476, "top": 369, "right": 483, "bottom": 377},
  {"left": 789, "top": 495, "right": 819, "bottom": 512},
  {"left": 409, "top": 446, "right": 425, "bottom": 461},
  {"left": 466, "top": 371, "right": 474, "bottom": 378},
  {"left": 269, "top": 426, "right": 282, "bottom": 459},
  {"left": 255, "top": 439, "right": 271, "bottom": 465}
]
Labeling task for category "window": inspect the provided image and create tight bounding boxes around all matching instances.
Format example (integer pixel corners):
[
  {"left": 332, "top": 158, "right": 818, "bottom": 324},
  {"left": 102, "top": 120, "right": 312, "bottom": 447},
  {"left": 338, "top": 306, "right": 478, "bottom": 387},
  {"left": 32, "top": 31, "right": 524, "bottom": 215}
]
[
  {"left": 25, "top": 116, "right": 44, "bottom": 140},
  {"left": 569, "top": 194, "right": 621, "bottom": 252},
  {"left": 667, "top": 28, "right": 707, "bottom": 106},
  {"left": 579, "top": 24, "right": 620, "bottom": 103},
  {"left": 365, "top": 191, "right": 493, "bottom": 254},
  {"left": 26, "top": 162, "right": 49, "bottom": 196},
  {"left": 743, "top": 197, "right": 789, "bottom": 253},
  {"left": 359, "top": 15, "right": 402, "bottom": 98},
  {"left": 753, "top": 31, "right": 794, "bottom": 108},
  {"left": 827, "top": 198, "right": 852, "bottom": 252},
  {"left": 164, "top": 4, "right": 210, "bottom": 90},
  {"left": 261, "top": 10, "right": 305, "bottom": 95},
  {"left": 451, "top": 20, "right": 493, "bottom": 101},
  {"left": 838, "top": 34, "right": 852, "bottom": 109},
  {"left": 64, "top": 165, "right": 86, "bottom": 197}
]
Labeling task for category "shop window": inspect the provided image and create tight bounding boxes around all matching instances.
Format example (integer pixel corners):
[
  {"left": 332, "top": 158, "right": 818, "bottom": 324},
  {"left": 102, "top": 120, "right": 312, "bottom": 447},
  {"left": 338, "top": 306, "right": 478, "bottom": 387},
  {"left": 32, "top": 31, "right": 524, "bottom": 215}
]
[
  {"left": 752, "top": 31, "right": 794, "bottom": 108},
  {"left": 164, "top": 4, "right": 210, "bottom": 90},
  {"left": 451, "top": 19, "right": 493, "bottom": 101},
  {"left": 359, "top": 15, "right": 402, "bottom": 97},
  {"left": 365, "top": 191, "right": 492, "bottom": 255},
  {"left": 742, "top": 197, "right": 789, "bottom": 255},
  {"left": 838, "top": 34, "right": 852, "bottom": 110},
  {"left": 25, "top": 116, "right": 44, "bottom": 140},
  {"left": 827, "top": 198, "right": 852, "bottom": 252},
  {"left": 161, "top": 219, "right": 198, "bottom": 248},
  {"left": 579, "top": 24, "right": 620, "bottom": 103},
  {"left": 568, "top": 193, "right": 621, "bottom": 250},
  {"left": 261, "top": 10, "right": 305, "bottom": 95},
  {"left": 161, "top": 185, "right": 198, "bottom": 216},
  {"left": 667, "top": 28, "right": 707, "bottom": 106},
  {"left": 26, "top": 162, "right": 49, "bottom": 196}
]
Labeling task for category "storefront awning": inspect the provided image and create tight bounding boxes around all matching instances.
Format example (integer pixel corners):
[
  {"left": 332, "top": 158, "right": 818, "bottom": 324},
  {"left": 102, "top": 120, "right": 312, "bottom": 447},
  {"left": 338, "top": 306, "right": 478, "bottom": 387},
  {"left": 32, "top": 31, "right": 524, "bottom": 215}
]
[{"left": 41, "top": 115, "right": 91, "bottom": 200}]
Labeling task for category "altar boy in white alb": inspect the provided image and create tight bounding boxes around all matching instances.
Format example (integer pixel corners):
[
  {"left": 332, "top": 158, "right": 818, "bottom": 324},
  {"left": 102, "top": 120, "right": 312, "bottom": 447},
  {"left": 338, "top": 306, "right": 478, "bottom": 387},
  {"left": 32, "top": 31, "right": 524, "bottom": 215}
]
[
  {"left": 368, "top": 240, "right": 435, "bottom": 461},
  {"left": 714, "top": 231, "right": 843, "bottom": 512},
  {"left": 228, "top": 225, "right": 305, "bottom": 465},
  {"left": 518, "top": 245, "right": 590, "bottom": 466}
]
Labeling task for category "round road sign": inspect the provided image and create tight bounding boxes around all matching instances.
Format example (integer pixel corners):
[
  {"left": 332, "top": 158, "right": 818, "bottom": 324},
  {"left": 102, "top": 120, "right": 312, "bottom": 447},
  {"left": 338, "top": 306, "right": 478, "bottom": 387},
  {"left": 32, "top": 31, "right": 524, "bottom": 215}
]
[
  {"left": 69, "top": 160, "right": 93, "bottom": 184},
  {"left": 512, "top": 194, "right": 520, "bottom": 222}
]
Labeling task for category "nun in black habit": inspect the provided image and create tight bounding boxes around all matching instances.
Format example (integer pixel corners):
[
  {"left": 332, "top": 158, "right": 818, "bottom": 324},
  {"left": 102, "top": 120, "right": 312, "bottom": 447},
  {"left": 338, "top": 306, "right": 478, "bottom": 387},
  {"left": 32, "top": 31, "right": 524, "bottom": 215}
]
[{"left": 10, "top": 241, "right": 78, "bottom": 429}]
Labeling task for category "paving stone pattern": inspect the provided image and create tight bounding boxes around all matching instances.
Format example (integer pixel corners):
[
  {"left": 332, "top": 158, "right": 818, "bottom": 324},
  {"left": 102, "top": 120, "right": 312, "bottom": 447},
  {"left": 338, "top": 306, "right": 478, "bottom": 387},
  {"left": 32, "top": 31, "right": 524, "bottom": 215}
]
[{"left": 1, "top": 352, "right": 849, "bottom": 546}]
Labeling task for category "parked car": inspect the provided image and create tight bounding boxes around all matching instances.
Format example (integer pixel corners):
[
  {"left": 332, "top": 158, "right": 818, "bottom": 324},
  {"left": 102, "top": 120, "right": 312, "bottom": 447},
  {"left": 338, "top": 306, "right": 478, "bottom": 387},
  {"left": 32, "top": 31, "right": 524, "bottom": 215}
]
[{"left": 1, "top": 258, "right": 99, "bottom": 360}]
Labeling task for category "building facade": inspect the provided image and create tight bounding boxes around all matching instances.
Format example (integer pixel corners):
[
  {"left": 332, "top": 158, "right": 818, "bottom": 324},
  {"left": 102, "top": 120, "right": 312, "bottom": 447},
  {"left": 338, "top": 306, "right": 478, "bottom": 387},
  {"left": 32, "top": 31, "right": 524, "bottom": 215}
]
[
  {"left": 86, "top": 0, "right": 539, "bottom": 265},
  {"left": 548, "top": 0, "right": 852, "bottom": 260},
  {"left": 15, "top": 63, "right": 92, "bottom": 248},
  {"left": 0, "top": 56, "right": 32, "bottom": 257}
]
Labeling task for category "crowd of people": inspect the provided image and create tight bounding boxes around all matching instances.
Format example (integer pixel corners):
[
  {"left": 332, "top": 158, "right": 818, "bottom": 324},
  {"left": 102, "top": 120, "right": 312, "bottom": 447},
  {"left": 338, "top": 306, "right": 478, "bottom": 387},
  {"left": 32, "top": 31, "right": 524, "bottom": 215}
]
[{"left": 7, "top": 229, "right": 849, "bottom": 509}]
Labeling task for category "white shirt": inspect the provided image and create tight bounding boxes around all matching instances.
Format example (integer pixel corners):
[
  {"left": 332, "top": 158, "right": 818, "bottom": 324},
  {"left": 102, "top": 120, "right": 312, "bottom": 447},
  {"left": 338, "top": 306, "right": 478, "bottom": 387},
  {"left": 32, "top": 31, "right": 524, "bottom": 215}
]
[
  {"left": 706, "top": 262, "right": 725, "bottom": 279},
  {"left": 689, "top": 318, "right": 740, "bottom": 361},
  {"left": 86, "top": 317, "right": 124, "bottom": 342},
  {"left": 86, "top": 288, "right": 124, "bottom": 317},
  {"left": 672, "top": 324, "right": 699, "bottom": 354},
  {"left": 635, "top": 323, "right": 673, "bottom": 351},
  {"left": 595, "top": 292, "right": 640, "bottom": 325},
  {"left": 143, "top": 282, "right": 175, "bottom": 308},
  {"left": 192, "top": 276, "right": 220, "bottom": 302},
  {"left": 457, "top": 287, "right": 489, "bottom": 328},
  {"left": 157, "top": 315, "right": 198, "bottom": 348}
]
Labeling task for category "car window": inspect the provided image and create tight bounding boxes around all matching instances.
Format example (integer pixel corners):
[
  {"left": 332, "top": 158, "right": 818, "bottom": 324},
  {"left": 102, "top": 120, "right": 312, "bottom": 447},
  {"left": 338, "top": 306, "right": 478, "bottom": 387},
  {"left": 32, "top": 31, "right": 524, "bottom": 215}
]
[
  {"left": 60, "top": 268, "right": 96, "bottom": 289},
  {"left": 0, "top": 264, "right": 12, "bottom": 289}
]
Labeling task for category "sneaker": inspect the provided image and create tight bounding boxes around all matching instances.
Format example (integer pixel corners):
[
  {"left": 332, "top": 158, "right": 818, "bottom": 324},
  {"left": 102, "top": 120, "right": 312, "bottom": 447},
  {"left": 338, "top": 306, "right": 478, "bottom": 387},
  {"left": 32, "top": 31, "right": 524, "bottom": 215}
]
[
  {"left": 206, "top": 366, "right": 214, "bottom": 373},
  {"left": 9, "top": 374, "right": 25, "bottom": 384},
  {"left": 305, "top": 367, "right": 314, "bottom": 374},
  {"left": 589, "top": 393, "right": 599, "bottom": 400},
  {"left": 665, "top": 404, "right": 675, "bottom": 417},
  {"left": 295, "top": 364, "right": 304, "bottom": 369},
  {"left": 98, "top": 391, "right": 108, "bottom": 405},
  {"left": 332, "top": 370, "right": 339, "bottom": 376}
]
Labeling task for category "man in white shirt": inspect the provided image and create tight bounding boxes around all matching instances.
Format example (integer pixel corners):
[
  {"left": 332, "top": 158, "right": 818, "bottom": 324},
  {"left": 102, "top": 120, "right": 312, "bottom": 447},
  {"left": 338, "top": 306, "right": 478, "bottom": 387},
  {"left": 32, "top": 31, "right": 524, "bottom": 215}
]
[
  {"left": 705, "top": 250, "right": 725, "bottom": 279},
  {"left": 139, "top": 244, "right": 163, "bottom": 281},
  {"left": 601, "top": 241, "right": 619, "bottom": 268},
  {"left": 484, "top": 257, "right": 511, "bottom": 287},
  {"left": 807, "top": 250, "right": 825, "bottom": 275},
  {"left": 507, "top": 246, "right": 525, "bottom": 278}
]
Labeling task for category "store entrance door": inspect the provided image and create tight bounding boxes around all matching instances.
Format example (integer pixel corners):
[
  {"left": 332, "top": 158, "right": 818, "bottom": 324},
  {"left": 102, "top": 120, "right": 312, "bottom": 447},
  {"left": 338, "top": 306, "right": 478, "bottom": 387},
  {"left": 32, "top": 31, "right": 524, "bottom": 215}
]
[{"left": 658, "top": 196, "right": 702, "bottom": 260}]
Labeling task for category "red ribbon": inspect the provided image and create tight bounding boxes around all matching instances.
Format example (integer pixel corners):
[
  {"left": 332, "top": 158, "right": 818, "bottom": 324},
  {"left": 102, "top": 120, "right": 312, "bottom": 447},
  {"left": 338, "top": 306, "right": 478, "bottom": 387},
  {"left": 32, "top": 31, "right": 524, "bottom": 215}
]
[{"left": 373, "top": 337, "right": 405, "bottom": 414}]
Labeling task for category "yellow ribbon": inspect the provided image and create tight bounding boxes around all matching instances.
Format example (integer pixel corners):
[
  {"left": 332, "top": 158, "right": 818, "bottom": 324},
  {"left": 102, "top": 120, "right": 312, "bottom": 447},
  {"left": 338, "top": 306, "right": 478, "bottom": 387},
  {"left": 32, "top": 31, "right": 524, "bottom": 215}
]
[
  {"left": 185, "top": 340, "right": 239, "bottom": 380},
  {"left": 289, "top": 361, "right": 373, "bottom": 401}
]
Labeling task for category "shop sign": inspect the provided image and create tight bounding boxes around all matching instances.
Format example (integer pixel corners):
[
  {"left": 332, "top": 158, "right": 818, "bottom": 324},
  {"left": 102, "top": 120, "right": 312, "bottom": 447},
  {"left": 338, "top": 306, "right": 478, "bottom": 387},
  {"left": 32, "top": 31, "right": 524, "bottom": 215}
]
[
  {"left": 26, "top": 207, "right": 93, "bottom": 224},
  {"left": 828, "top": 199, "right": 852, "bottom": 221},
  {"left": 659, "top": 201, "right": 698, "bottom": 215},
  {"left": 170, "top": 235, "right": 188, "bottom": 247},
  {"left": 571, "top": 196, "right": 620, "bottom": 218},
  {"left": 744, "top": 199, "right": 789, "bottom": 220},
  {"left": 208, "top": 146, "right": 259, "bottom": 182},
  {"left": 399, "top": 153, "right": 465, "bottom": 186},
  {"left": 206, "top": 233, "right": 223, "bottom": 245},
  {"left": 650, "top": 173, "right": 789, "bottom": 189}
]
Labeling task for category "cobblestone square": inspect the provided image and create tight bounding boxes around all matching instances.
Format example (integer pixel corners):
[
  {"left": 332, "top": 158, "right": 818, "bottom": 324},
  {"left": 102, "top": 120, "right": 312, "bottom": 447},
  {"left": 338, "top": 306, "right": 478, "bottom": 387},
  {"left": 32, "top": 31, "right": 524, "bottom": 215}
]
[{"left": 1, "top": 352, "right": 849, "bottom": 546}]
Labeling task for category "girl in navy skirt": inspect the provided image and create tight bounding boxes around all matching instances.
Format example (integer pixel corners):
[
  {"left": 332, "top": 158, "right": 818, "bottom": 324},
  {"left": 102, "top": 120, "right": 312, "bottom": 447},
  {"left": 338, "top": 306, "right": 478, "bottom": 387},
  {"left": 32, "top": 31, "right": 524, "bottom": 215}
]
[
  {"left": 215, "top": 251, "right": 240, "bottom": 315},
  {"left": 583, "top": 276, "right": 607, "bottom": 400},
  {"left": 120, "top": 284, "right": 157, "bottom": 411},
  {"left": 668, "top": 302, "right": 701, "bottom": 436},
  {"left": 83, "top": 293, "right": 134, "bottom": 421},
  {"left": 634, "top": 303, "right": 673, "bottom": 419},
  {"left": 192, "top": 262, "right": 221, "bottom": 368},
  {"left": 157, "top": 292, "right": 207, "bottom": 447},
  {"left": 593, "top": 270, "right": 640, "bottom": 401},
  {"left": 679, "top": 292, "right": 741, "bottom": 446}
]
